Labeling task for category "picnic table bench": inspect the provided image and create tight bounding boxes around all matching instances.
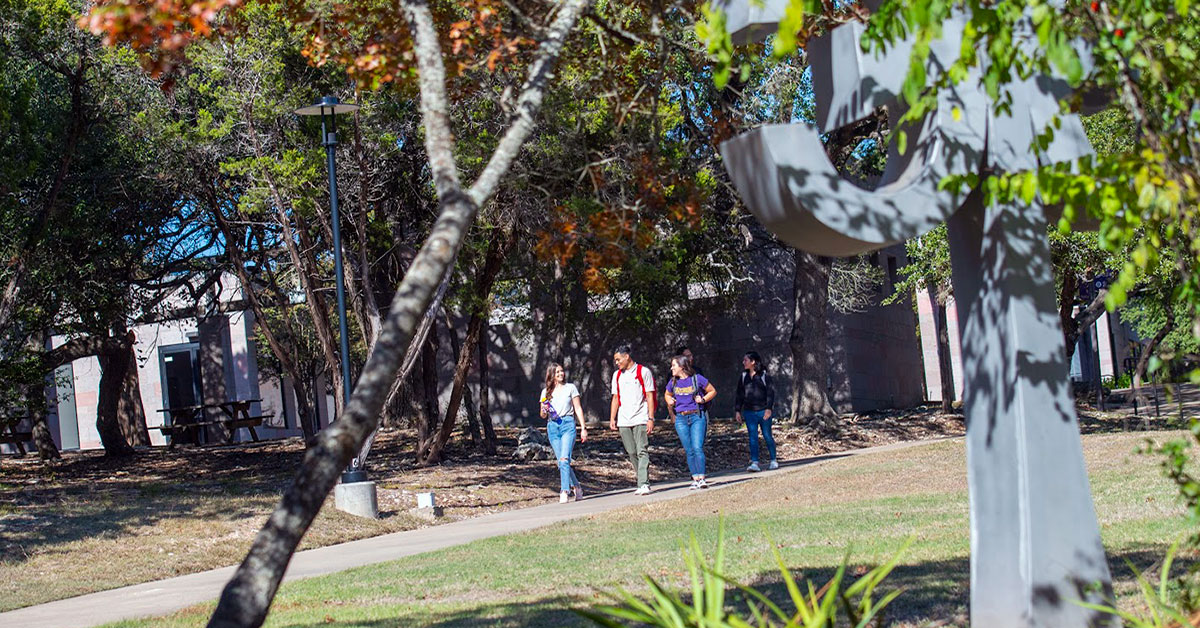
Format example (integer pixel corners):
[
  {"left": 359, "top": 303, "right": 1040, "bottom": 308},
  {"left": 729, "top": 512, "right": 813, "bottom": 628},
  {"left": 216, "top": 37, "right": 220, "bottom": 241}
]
[
  {"left": 155, "top": 399, "right": 272, "bottom": 448},
  {"left": 0, "top": 415, "right": 33, "bottom": 456}
]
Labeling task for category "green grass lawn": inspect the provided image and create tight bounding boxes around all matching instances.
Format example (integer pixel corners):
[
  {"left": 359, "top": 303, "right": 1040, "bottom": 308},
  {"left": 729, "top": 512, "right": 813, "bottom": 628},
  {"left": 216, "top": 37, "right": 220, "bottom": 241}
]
[{"left": 107, "top": 431, "right": 1195, "bottom": 627}]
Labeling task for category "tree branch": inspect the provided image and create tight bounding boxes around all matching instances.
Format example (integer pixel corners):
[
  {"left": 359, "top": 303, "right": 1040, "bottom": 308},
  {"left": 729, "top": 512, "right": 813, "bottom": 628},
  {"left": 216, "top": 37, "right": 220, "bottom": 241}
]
[
  {"left": 206, "top": 1, "right": 590, "bottom": 625},
  {"left": 467, "top": 0, "right": 591, "bottom": 206}
]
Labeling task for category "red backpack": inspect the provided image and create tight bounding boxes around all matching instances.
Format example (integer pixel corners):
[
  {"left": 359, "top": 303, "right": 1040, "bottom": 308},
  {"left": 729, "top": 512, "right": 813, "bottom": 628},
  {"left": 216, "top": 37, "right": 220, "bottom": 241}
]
[{"left": 613, "top": 363, "right": 650, "bottom": 407}]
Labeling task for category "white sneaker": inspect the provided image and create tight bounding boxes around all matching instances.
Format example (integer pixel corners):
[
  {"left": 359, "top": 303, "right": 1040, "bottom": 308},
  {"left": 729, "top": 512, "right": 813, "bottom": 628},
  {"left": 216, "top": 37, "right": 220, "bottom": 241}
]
[
  {"left": 747, "top": 461, "right": 761, "bottom": 472},
  {"left": 688, "top": 480, "right": 699, "bottom": 490},
  {"left": 697, "top": 478, "right": 709, "bottom": 489},
  {"left": 573, "top": 485, "right": 583, "bottom": 501},
  {"left": 768, "top": 460, "right": 779, "bottom": 470},
  {"left": 560, "top": 491, "right": 569, "bottom": 503},
  {"left": 635, "top": 485, "right": 651, "bottom": 495}
]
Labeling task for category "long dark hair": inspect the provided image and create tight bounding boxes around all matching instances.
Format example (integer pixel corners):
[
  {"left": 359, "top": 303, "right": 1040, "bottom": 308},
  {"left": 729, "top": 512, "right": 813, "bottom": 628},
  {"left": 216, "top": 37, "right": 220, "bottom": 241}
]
[
  {"left": 744, "top": 351, "right": 764, "bottom": 374},
  {"left": 544, "top": 363, "right": 563, "bottom": 397},
  {"left": 671, "top": 354, "right": 696, "bottom": 379}
]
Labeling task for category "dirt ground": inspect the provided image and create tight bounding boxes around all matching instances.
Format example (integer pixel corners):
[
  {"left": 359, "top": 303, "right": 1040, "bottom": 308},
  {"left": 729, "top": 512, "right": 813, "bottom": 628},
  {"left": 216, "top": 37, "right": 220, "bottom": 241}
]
[
  {"left": 1, "top": 403, "right": 1184, "bottom": 611},
  {"left": 4, "top": 403, "right": 1173, "bottom": 525},
  {"left": 0, "top": 408, "right": 968, "bottom": 528}
]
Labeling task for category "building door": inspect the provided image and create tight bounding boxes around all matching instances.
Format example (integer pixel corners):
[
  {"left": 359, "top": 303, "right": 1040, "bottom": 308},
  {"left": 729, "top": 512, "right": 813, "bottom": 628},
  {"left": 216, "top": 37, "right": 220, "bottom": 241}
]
[{"left": 160, "top": 344, "right": 203, "bottom": 441}]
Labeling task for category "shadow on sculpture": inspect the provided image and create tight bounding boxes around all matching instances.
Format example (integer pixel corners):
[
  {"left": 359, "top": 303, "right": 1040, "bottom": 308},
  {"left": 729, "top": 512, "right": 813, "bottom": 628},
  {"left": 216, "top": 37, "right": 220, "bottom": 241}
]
[{"left": 714, "top": 0, "right": 1116, "bottom": 625}]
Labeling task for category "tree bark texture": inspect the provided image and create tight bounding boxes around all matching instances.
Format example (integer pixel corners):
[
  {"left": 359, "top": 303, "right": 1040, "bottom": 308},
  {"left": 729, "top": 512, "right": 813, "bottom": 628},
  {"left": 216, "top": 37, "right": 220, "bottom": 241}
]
[
  {"left": 96, "top": 349, "right": 135, "bottom": 457},
  {"left": 206, "top": 1, "right": 588, "bottom": 624},
  {"left": 789, "top": 250, "right": 837, "bottom": 428},
  {"left": 27, "top": 383, "right": 60, "bottom": 460},
  {"left": 117, "top": 337, "right": 151, "bottom": 447}
]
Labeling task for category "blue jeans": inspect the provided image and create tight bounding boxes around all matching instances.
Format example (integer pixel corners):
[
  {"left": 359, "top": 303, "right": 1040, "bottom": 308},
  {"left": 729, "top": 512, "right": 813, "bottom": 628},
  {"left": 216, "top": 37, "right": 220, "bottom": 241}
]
[
  {"left": 674, "top": 411, "right": 708, "bottom": 477},
  {"left": 743, "top": 410, "right": 776, "bottom": 463},
  {"left": 546, "top": 418, "right": 580, "bottom": 493}
]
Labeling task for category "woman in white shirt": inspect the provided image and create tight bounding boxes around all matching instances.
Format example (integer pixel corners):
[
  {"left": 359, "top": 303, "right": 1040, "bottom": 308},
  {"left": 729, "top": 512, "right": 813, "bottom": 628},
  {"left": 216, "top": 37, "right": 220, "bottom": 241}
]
[{"left": 539, "top": 363, "right": 588, "bottom": 502}]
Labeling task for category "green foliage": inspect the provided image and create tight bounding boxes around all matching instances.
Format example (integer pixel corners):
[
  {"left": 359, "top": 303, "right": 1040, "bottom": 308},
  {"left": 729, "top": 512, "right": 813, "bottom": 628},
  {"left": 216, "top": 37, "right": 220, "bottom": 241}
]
[
  {"left": 1102, "top": 372, "right": 1133, "bottom": 389},
  {"left": 1075, "top": 539, "right": 1193, "bottom": 628},
  {"left": 1120, "top": 419, "right": 1200, "bottom": 615},
  {"left": 705, "top": 0, "right": 1200, "bottom": 368},
  {"left": 885, "top": 223, "right": 951, "bottom": 306},
  {"left": 578, "top": 519, "right": 909, "bottom": 628}
]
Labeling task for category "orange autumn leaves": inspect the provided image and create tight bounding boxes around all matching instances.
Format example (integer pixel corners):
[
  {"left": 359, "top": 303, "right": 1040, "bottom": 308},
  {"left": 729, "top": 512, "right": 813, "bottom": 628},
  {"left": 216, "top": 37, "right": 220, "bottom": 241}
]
[
  {"left": 80, "top": 0, "right": 243, "bottom": 77},
  {"left": 535, "top": 156, "right": 705, "bottom": 294},
  {"left": 81, "top": 0, "right": 535, "bottom": 88}
]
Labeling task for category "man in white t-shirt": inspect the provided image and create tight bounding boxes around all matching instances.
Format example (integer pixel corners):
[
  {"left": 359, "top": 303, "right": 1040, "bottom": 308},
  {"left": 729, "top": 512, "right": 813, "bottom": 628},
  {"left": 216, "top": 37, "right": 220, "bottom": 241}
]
[{"left": 609, "top": 345, "right": 655, "bottom": 494}]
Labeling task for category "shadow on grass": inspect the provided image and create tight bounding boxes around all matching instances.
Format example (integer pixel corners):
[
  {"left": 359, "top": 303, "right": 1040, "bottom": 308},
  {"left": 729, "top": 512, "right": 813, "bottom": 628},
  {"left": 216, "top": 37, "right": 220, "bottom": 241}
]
[
  {"left": 275, "top": 595, "right": 591, "bottom": 628},
  {"left": 272, "top": 545, "right": 1189, "bottom": 628}
]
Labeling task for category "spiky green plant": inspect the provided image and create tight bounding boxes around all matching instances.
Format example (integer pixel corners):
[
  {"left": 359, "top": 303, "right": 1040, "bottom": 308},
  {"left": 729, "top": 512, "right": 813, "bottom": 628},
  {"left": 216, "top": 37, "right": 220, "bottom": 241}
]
[{"left": 577, "top": 518, "right": 910, "bottom": 628}]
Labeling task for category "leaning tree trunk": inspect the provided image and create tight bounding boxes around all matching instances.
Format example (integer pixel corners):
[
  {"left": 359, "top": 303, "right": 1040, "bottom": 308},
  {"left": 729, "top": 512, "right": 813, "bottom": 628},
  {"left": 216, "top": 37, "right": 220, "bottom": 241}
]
[
  {"left": 790, "top": 250, "right": 838, "bottom": 429},
  {"left": 1063, "top": 288, "right": 1109, "bottom": 367},
  {"left": 206, "top": 1, "right": 588, "bottom": 623}
]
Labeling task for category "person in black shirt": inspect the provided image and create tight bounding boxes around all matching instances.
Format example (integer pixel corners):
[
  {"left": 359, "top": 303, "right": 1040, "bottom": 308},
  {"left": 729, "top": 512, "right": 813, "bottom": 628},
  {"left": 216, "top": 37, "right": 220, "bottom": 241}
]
[
  {"left": 734, "top": 351, "right": 777, "bottom": 472},
  {"left": 676, "top": 346, "right": 703, "bottom": 376}
]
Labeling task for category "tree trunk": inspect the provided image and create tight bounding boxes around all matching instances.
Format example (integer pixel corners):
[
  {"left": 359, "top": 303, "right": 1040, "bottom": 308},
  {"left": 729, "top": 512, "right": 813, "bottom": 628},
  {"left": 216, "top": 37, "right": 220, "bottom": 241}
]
[
  {"left": 206, "top": 1, "right": 587, "bottom": 622},
  {"left": 1133, "top": 315, "right": 1174, "bottom": 395},
  {"left": 96, "top": 349, "right": 135, "bottom": 457},
  {"left": 931, "top": 288, "right": 956, "bottom": 414},
  {"left": 479, "top": 323, "right": 497, "bottom": 455},
  {"left": 416, "top": 326, "right": 441, "bottom": 459},
  {"left": 291, "top": 376, "right": 318, "bottom": 443},
  {"left": 422, "top": 229, "right": 511, "bottom": 464},
  {"left": 422, "top": 311, "right": 484, "bottom": 464},
  {"left": 27, "top": 383, "right": 60, "bottom": 460},
  {"left": 115, "top": 331, "right": 150, "bottom": 447},
  {"left": 790, "top": 250, "right": 838, "bottom": 429},
  {"left": 1063, "top": 287, "right": 1109, "bottom": 367},
  {"left": 1058, "top": 270, "right": 1079, "bottom": 362},
  {"left": 209, "top": 206, "right": 320, "bottom": 445},
  {"left": 443, "top": 311, "right": 481, "bottom": 447}
]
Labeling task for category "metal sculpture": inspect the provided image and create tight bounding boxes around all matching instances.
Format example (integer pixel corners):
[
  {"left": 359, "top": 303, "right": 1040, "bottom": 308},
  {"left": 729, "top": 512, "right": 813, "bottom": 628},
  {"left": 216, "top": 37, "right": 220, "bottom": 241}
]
[{"left": 716, "top": 2, "right": 1114, "bottom": 625}]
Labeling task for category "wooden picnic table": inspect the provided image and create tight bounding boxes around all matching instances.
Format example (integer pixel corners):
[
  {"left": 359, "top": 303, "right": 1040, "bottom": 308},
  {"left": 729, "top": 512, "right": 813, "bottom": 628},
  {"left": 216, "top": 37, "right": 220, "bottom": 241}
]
[
  {"left": 0, "top": 415, "right": 33, "bottom": 456},
  {"left": 154, "top": 399, "right": 271, "bottom": 448}
]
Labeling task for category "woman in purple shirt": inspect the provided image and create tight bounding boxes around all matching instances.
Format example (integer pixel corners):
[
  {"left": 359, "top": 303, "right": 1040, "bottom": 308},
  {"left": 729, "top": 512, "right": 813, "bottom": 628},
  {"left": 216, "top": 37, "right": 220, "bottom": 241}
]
[{"left": 664, "top": 354, "right": 717, "bottom": 489}]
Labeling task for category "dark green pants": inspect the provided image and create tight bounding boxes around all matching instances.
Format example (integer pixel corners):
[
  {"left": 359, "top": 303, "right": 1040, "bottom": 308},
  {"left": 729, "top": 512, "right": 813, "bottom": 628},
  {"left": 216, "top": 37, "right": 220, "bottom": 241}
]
[{"left": 618, "top": 424, "right": 649, "bottom": 487}]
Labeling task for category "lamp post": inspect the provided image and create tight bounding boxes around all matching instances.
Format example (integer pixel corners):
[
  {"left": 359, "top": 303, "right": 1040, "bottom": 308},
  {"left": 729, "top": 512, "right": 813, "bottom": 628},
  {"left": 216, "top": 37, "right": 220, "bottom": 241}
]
[{"left": 295, "top": 96, "right": 370, "bottom": 487}]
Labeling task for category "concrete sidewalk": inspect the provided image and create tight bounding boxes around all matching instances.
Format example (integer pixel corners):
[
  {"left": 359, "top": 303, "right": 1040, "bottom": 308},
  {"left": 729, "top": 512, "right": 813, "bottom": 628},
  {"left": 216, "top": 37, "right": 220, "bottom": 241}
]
[{"left": 0, "top": 437, "right": 950, "bottom": 628}]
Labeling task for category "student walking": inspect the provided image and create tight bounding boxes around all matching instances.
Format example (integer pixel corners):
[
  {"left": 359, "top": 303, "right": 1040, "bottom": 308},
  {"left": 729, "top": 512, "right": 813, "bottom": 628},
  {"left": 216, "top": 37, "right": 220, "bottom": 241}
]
[
  {"left": 664, "top": 354, "right": 716, "bottom": 489},
  {"left": 609, "top": 345, "right": 656, "bottom": 495},
  {"left": 734, "top": 351, "right": 778, "bottom": 472},
  {"left": 540, "top": 363, "right": 587, "bottom": 503}
]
